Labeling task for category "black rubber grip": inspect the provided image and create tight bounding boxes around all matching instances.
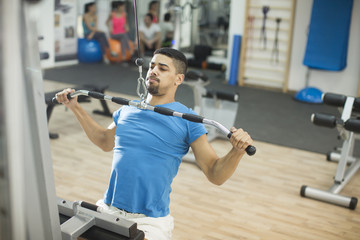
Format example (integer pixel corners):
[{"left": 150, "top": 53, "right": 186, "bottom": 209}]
[
  {"left": 51, "top": 93, "right": 72, "bottom": 104},
  {"left": 227, "top": 132, "right": 256, "bottom": 156},
  {"left": 344, "top": 119, "right": 360, "bottom": 133},
  {"left": 311, "top": 113, "right": 337, "bottom": 128},
  {"left": 80, "top": 201, "right": 99, "bottom": 212},
  {"left": 354, "top": 98, "right": 360, "bottom": 110},
  {"left": 245, "top": 145, "right": 256, "bottom": 156},
  {"left": 300, "top": 185, "right": 307, "bottom": 197},
  {"left": 322, "top": 93, "right": 347, "bottom": 107},
  {"left": 154, "top": 107, "right": 204, "bottom": 123},
  {"left": 154, "top": 107, "right": 175, "bottom": 116},
  {"left": 182, "top": 113, "right": 204, "bottom": 123},
  {"left": 112, "top": 97, "right": 130, "bottom": 105},
  {"left": 88, "top": 91, "right": 105, "bottom": 100},
  {"left": 205, "top": 90, "right": 238, "bottom": 102},
  {"left": 349, "top": 197, "right": 358, "bottom": 210}
]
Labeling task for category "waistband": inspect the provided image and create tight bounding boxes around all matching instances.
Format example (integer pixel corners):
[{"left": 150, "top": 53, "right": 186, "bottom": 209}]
[{"left": 96, "top": 199, "right": 147, "bottom": 219}]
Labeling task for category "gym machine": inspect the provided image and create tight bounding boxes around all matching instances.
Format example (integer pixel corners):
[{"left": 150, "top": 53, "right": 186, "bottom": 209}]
[
  {"left": 182, "top": 70, "right": 239, "bottom": 163},
  {"left": 0, "top": 1, "right": 145, "bottom": 239},
  {"left": 301, "top": 92, "right": 360, "bottom": 209},
  {"left": 58, "top": 198, "right": 144, "bottom": 240}
]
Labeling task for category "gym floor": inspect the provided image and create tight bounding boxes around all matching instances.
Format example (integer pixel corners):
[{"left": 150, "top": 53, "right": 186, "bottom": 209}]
[{"left": 45, "top": 79, "right": 360, "bottom": 240}]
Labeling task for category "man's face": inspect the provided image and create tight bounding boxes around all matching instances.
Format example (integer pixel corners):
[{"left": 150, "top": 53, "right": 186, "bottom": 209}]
[
  {"left": 146, "top": 54, "right": 179, "bottom": 96},
  {"left": 144, "top": 16, "right": 152, "bottom": 27},
  {"left": 89, "top": 4, "right": 96, "bottom": 13}
]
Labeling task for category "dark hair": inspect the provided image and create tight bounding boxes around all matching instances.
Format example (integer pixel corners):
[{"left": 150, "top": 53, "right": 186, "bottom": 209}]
[
  {"left": 148, "top": 1, "right": 159, "bottom": 10},
  {"left": 164, "top": 13, "right": 171, "bottom": 22},
  {"left": 84, "top": 2, "right": 95, "bottom": 13},
  {"left": 154, "top": 48, "right": 188, "bottom": 74},
  {"left": 111, "top": 1, "right": 125, "bottom": 11},
  {"left": 145, "top": 13, "right": 154, "bottom": 21}
]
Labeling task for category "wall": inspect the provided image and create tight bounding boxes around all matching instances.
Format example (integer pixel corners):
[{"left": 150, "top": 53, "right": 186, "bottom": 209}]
[
  {"left": 288, "top": 0, "right": 360, "bottom": 96},
  {"left": 226, "top": 0, "right": 360, "bottom": 96},
  {"left": 29, "top": 0, "right": 360, "bottom": 95},
  {"left": 28, "top": 0, "right": 55, "bottom": 69}
]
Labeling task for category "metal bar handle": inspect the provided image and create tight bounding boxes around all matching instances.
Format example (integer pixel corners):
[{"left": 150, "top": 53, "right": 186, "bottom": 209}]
[{"left": 53, "top": 90, "right": 256, "bottom": 156}]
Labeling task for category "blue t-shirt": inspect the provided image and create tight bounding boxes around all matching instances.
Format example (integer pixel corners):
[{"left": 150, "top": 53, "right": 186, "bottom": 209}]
[{"left": 103, "top": 102, "right": 207, "bottom": 217}]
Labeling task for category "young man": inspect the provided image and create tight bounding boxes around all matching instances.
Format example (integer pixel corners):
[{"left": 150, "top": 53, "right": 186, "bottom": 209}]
[
  {"left": 138, "top": 13, "right": 161, "bottom": 56},
  {"left": 55, "top": 48, "right": 253, "bottom": 240}
]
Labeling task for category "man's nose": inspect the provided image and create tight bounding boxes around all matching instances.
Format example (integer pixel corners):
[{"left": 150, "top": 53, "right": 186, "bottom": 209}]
[{"left": 149, "top": 66, "right": 159, "bottom": 76}]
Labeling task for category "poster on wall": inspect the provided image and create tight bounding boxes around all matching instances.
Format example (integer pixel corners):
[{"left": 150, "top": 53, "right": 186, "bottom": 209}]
[{"left": 54, "top": 0, "right": 77, "bottom": 62}]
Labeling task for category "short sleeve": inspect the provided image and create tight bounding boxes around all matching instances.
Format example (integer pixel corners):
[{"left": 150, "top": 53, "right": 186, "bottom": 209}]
[
  {"left": 187, "top": 122, "right": 207, "bottom": 145},
  {"left": 186, "top": 109, "right": 207, "bottom": 144},
  {"left": 154, "top": 23, "right": 161, "bottom": 32},
  {"left": 112, "top": 108, "right": 122, "bottom": 126}
]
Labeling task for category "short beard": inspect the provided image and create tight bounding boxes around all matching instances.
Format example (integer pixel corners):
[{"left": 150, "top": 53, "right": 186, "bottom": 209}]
[{"left": 147, "top": 83, "right": 159, "bottom": 95}]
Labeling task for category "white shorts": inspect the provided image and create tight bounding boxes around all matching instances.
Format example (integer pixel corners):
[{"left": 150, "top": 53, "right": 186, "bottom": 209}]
[{"left": 96, "top": 199, "right": 174, "bottom": 240}]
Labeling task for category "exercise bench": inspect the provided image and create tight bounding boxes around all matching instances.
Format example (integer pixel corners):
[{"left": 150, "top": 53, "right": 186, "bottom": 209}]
[
  {"left": 301, "top": 92, "right": 360, "bottom": 209},
  {"left": 182, "top": 70, "right": 239, "bottom": 163}
]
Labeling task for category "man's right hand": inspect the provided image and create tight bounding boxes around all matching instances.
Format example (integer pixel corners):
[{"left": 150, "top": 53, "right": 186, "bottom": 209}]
[{"left": 55, "top": 88, "right": 78, "bottom": 109}]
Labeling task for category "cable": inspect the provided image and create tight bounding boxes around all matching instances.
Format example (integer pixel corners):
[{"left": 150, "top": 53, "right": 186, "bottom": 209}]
[{"left": 133, "top": 0, "right": 147, "bottom": 103}]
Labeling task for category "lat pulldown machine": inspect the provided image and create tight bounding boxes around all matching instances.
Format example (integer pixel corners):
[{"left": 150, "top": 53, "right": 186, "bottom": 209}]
[
  {"left": 301, "top": 92, "right": 360, "bottom": 209},
  {"left": 58, "top": 197, "right": 144, "bottom": 240}
]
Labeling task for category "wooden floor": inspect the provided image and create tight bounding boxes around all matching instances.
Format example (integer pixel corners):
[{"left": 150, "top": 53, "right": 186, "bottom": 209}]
[{"left": 45, "top": 80, "right": 360, "bottom": 240}]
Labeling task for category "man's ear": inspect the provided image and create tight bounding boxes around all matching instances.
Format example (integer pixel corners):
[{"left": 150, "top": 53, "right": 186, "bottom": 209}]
[{"left": 175, "top": 73, "right": 184, "bottom": 86}]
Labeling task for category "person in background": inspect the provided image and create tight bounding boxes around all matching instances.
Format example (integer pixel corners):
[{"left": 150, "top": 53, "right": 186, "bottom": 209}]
[
  {"left": 148, "top": 0, "right": 160, "bottom": 23},
  {"left": 106, "top": 1, "right": 133, "bottom": 59},
  {"left": 160, "top": 12, "right": 174, "bottom": 48},
  {"left": 83, "top": 2, "right": 116, "bottom": 64},
  {"left": 139, "top": 13, "right": 161, "bottom": 56}
]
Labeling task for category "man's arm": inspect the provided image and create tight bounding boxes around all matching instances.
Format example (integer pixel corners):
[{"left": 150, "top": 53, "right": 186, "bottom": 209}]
[
  {"left": 191, "top": 128, "right": 253, "bottom": 185},
  {"left": 55, "top": 89, "right": 115, "bottom": 152}
]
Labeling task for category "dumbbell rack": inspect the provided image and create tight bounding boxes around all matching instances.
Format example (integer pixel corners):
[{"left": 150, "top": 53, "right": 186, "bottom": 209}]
[{"left": 301, "top": 93, "right": 360, "bottom": 209}]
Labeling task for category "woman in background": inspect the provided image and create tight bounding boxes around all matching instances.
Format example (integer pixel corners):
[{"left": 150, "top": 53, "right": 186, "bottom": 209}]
[
  {"left": 83, "top": 2, "right": 116, "bottom": 64},
  {"left": 106, "top": 1, "right": 133, "bottom": 59},
  {"left": 148, "top": 1, "right": 159, "bottom": 23}
]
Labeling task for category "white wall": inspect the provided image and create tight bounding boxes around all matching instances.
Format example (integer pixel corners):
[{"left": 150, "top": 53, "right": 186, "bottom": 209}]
[
  {"left": 28, "top": 0, "right": 55, "bottom": 69},
  {"left": 96, "top": 0, "right": 112, "bottom": 34},
  {"left": 288, "top": 0, "right": 360, "bottom": 96},
  {"left": 226, "top": 0, "right": 360, "bottom": 96}
]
